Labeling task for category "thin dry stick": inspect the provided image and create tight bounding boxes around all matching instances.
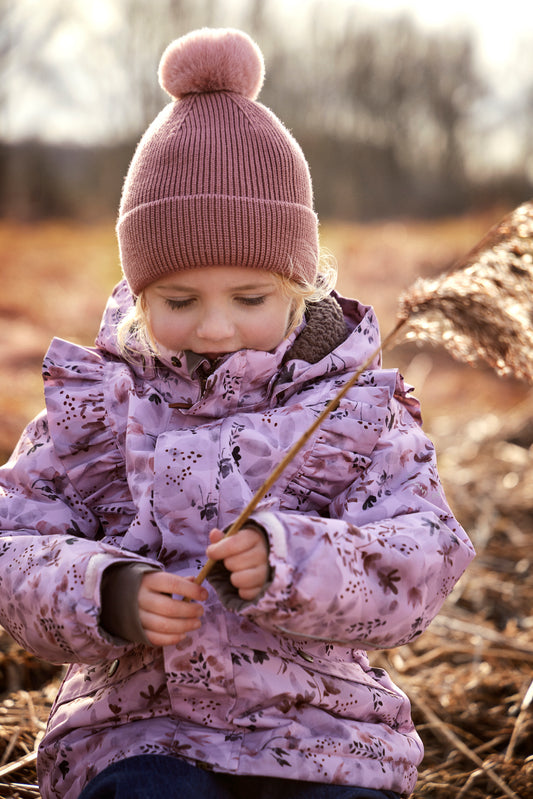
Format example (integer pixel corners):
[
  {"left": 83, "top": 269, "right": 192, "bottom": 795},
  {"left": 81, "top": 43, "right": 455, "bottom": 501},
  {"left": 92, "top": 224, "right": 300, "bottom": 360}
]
[
  {"left": 505, "top": 678, "right": 533, "bottom": 762},
  {"left": 0, "top": 728, "right": 20, "bottom": 767},
  {"left": 22, "top": 690, "right": 46, "bottom": 733},
  {"left": 433, "top": 614, "right": 533, "bottom": 656},
  {"left": 0, "top": 749, "right": 37, "bottom": 779},
  {"left": 455, "top": 767, "right": 486, "bottom": 798},
  {"left": 4, "top": 785, "right": 41, "bottom": 798},
  {"left": 193, "top": 317, "right": 408, "bottom": 585}
]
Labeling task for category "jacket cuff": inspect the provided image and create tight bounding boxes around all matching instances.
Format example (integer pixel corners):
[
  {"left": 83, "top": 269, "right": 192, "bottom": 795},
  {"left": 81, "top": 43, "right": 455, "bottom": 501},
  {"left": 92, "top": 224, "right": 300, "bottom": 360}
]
[{"left": 100, "top": 562, "right": 158, "bottom": 644}]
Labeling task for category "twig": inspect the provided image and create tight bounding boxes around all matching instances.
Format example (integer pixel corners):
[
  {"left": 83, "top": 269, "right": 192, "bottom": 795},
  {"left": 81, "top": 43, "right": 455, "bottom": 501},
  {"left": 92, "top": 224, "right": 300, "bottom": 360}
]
[
  {"left": 433, "top": 614, "right": 533, "bottom": 656},
  {"left": 455, "top": 767, "right": 485, "bottom": 798},
  {"left": 0, "top": 786, "right": 41, "bottom": 799},
  {"left": 0, "top": 728, "right": 20, "bottom": 767},
  {"left": 193, "top": 317, "right": 408, "bottom": 585},
  {"left": 414, "top": 781, "right": 452, "bottom": 793},
  {"left": 22, "top": 690, "right": 46, "bottom": 733},
  {"left": 505, "top": 678, "right": 533, "bottom": 762},
  {"left": 0, "top": 750, "right": 37, "bottom": 779},
  {"left": 1, "top": 783, "right": 41, "bottom": 792}
]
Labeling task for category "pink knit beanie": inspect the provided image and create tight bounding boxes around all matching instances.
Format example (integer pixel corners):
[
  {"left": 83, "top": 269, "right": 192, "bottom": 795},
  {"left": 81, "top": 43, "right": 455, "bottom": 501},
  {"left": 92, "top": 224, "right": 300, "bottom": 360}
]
[{"left": 117, "top": 27, "right": 319, "bottom": 296}]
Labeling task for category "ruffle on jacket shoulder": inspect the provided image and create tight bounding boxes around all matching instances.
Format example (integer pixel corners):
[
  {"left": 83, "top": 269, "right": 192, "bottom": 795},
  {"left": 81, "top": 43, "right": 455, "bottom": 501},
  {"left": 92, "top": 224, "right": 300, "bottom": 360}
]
[
  {"left": 43, "top": 338, "right": 136, "bottom": 532},
  {"left": 277, "top": 368, "right": 402, "bottom": 515}
]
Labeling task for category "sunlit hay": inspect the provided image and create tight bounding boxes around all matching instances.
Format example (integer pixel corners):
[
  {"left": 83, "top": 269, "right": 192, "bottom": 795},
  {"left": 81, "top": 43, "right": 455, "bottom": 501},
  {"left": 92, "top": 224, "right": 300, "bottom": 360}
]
[{"left": 397, "top": 202, "right": 533, "bottom": 381}]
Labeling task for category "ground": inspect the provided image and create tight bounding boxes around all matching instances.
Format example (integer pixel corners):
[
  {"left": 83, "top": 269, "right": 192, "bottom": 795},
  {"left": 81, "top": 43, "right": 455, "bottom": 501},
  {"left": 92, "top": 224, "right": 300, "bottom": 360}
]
[{"left": 0, "top": 213, "right": 531, "bottom": 798}]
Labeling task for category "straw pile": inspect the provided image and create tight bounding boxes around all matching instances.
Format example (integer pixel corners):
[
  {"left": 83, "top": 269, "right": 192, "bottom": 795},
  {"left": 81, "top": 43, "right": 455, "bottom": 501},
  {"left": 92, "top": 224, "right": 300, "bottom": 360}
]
[
  {"left": 1, "top": 397, "right": 532, "bottom": 797},
  {"left": 382, "top": 397, "right": 533, "bottom": 798}
]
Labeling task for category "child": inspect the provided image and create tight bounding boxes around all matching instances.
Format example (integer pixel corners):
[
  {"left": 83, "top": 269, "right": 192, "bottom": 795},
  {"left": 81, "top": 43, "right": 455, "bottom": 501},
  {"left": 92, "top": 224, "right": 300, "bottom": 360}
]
[{"left": 0, "top": 28, "right": 474, "bottom": 799}]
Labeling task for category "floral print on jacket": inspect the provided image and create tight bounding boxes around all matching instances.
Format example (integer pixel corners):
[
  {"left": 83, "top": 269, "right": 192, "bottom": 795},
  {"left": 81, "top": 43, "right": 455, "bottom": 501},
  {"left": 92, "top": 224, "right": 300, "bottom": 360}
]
[{"left": 0, "top": 281, "right": 474, "bottom": 798}]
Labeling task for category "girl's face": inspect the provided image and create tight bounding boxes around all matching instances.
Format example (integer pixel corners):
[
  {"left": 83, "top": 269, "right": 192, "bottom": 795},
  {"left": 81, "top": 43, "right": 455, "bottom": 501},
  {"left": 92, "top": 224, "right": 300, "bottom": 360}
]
[{"left": 143, "top": 266, "right": 296, "bottom": 358}]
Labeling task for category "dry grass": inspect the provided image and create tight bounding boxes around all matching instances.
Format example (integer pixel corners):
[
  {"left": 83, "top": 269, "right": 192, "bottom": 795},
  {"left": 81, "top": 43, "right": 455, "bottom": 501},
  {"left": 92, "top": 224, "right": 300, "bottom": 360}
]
[
  {"left": 0, "top": 214, "right": 531, "bottom": 798},
  {"left": 0, "top": 221, "right": 119, "bottom": 460},
  {"left": 399, "top": 203, "right": 533, "bottom": 381}
]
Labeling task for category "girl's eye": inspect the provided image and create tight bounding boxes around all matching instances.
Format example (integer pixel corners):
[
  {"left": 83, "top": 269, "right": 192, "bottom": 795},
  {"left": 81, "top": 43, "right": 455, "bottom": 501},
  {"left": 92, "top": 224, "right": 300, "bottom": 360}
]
[
  {"left": 165, "top": 298, "right": 194, "bottom": 310},
  {"left": 237, "top": 295, "right": 267, "bottom": 306}
]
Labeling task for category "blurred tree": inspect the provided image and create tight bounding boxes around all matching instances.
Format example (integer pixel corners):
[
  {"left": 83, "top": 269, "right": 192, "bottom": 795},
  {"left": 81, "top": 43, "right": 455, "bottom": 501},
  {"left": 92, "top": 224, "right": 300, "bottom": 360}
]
[
  {"left": 0, "top": 0, "right": 530, "bottom": 220},
  {"left": 0, "top": 0, "right": 76, "bottom": 140},
  {"left": 340, "top": 13, "right": 484, "bottom": 215},
  {"left": 258, "top": 3, "right": 486, "bottom": 218},
  {"left": 88, "top": 0, "right": 190, "bottom": 140},
  {"left": 0, "top": 0, "right": 88, "bottom": 217},
  {"left": 90, "top": 0, "right": 270, "bottom": 140}
]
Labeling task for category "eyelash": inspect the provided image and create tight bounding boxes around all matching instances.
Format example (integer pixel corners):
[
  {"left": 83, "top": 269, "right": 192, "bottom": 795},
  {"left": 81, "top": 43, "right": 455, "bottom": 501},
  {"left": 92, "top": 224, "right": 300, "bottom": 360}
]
[
  {"left": 165, "top": 298, "right": 193, "bottom": 310},
  {"left": 237, "top": 296, "right": 266, "bottom": 306},
  {"left": 164, "top": 296, "right": 267, "bottom": 310}
]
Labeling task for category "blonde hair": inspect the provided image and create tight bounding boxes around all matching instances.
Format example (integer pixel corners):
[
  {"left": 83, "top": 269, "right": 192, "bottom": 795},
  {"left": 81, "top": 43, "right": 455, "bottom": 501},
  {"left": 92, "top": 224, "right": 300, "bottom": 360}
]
[{"left": 116, "top": 249, "right": 338, "bottom": 362}]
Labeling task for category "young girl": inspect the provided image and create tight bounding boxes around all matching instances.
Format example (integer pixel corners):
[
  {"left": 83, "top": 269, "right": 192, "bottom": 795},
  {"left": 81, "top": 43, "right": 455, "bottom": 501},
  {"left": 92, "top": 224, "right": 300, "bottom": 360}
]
[{"left": 0, "top": 28, "right": 474, "bottom": 799}]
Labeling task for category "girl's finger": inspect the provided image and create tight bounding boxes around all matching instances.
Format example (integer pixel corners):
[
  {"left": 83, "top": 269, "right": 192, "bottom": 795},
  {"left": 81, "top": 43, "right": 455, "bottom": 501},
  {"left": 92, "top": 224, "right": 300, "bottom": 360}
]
[
  {"left": 139, "top": 590, "right": 205, "bottom": 619},
  {"left": 207, "top": 527, "right": 265, "bottom": 561},
  {"left": 139, "top": 609, "right": 203, "bottom": 639},
  {"left": 145, "top": 632, "right": 187, "bottom": 647},
  {"left": 141, "top": 624, "right": 200, "bottom": 648},
  {"left": 229, "top": 565, "right": 267, "bottom": 590},
  {"left": 208, "top": 528, "right": 225, "bottom": 545},
  {"left": 141, "top": 570, "right": 208, "bottom": 602},
  {"left": 222, "top": 547, "right": 265, "bottom": 573}
]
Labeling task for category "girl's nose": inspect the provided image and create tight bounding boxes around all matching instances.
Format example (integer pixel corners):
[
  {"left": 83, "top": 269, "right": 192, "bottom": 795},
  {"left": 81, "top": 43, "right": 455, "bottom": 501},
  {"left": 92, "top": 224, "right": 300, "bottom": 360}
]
[{"left": 196, "top": 307, "right": 234, "bottom": 341}]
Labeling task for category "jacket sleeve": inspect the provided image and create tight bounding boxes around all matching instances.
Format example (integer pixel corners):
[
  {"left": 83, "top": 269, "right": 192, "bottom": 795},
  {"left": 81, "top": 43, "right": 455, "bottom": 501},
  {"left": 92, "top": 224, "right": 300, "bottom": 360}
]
[
  {"left": 213, "top": 394, "right": 475, "bottom": 650},
  {"left": 0, "top": 347, "right": 160, "bottom": 665}
]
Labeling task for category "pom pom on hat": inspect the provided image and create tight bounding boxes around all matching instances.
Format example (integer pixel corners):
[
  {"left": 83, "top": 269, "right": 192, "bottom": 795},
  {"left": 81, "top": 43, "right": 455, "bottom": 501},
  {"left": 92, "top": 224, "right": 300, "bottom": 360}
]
[
  {"left": 118, "top": 27, "right": 318, "bottom": 296},
  {"left": 159, "top": 27, "right": 265, "bottom": 101}
]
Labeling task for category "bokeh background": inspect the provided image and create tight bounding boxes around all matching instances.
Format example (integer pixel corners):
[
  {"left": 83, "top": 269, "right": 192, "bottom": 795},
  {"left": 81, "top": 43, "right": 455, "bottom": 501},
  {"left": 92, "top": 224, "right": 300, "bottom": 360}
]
[
  {"left": 0, "top": 2, "right": 532, "bottom": 798},
  {"left": 3, "top": 0, "right": 533, "bottom": 220}
]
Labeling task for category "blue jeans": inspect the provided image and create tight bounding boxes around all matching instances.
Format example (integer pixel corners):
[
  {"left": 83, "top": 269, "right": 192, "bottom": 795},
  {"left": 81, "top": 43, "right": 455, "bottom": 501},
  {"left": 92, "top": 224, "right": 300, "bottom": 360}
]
[{"left": 78, "top": 755, "right": 401, "bottom": 799}]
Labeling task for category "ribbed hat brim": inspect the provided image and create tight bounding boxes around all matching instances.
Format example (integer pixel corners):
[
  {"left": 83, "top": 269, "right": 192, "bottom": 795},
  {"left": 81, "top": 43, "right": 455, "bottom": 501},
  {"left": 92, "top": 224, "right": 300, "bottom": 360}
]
[{"left": 118, "top": 194, "right": 319, "bottom": 295}]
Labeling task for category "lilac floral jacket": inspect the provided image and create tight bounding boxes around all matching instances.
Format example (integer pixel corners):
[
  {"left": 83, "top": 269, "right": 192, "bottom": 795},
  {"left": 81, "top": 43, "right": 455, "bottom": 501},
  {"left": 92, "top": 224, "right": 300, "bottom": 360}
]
[{"left": 0, "top": 282, "right": 474, "bottom": 798}]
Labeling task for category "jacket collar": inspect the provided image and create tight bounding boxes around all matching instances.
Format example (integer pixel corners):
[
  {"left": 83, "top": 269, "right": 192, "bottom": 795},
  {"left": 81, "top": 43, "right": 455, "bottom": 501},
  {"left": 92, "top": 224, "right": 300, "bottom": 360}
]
[{"left": 95, "top": 280, "right": 382, "bottom": 415}]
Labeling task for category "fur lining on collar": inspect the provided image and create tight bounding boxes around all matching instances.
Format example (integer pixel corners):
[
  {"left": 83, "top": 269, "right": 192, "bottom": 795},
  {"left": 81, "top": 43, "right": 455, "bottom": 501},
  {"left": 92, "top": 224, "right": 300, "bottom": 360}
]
[{"left": 286, "top": 295, "right": 348, "bottom": 364}]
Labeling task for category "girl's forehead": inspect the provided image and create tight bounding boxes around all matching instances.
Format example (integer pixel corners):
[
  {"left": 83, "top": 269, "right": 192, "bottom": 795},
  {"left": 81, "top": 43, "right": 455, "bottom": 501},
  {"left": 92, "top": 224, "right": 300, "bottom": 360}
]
[{"left": 149, "top": 266, "right": 280, "bottom": 291}]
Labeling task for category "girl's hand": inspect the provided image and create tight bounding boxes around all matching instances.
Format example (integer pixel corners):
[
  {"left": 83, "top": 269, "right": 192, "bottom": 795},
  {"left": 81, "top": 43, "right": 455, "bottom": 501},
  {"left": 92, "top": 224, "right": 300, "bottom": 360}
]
[
  {"left": 138, "top": 571, "right": 208, "bottom": 646},
  {"left": 206, "top": 526, "right": 269, "bottom": 601}
]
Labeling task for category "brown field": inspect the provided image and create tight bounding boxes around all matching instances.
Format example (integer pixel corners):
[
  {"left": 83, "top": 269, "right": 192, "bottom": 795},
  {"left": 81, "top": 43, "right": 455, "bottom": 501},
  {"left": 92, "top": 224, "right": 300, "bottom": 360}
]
[{"left": 0, "top": 214, "right": 531, "bottom": 798}]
